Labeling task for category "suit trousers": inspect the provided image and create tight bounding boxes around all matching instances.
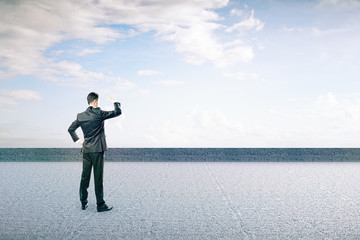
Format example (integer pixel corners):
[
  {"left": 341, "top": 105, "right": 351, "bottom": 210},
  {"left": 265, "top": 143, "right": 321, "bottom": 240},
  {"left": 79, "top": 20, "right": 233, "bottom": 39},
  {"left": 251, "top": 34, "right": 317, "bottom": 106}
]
[{"left": 79, "top": 152, "right": 105, "bottom": 206}]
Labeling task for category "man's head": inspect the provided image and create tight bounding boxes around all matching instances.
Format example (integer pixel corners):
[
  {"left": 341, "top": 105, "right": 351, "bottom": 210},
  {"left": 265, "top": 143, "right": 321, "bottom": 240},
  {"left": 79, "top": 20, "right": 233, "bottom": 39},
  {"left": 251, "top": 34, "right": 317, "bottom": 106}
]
[{"left": 87, "top": 92, "right": 99, "bottom": 107}]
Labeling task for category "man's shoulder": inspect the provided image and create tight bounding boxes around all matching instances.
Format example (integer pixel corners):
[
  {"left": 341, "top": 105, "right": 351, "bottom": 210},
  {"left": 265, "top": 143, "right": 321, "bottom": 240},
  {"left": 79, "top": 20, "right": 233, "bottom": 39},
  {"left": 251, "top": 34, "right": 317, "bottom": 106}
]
[
  {"left": 77, "top": 107, "right": 102, "bottom": 120},
  {"left": 77, "top": 108, "right": 90, "bottom": 118},
  {"left": 77, "top": 110, "right": 87, "bottom": 117}
]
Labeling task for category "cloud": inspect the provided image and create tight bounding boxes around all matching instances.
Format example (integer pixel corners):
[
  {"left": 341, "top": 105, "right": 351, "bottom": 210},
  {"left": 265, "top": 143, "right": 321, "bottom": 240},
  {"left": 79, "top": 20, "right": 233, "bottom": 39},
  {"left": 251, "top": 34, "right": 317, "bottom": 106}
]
[
  {"left": 130, "top": 89, "right": 152, "bottom": 97},
  {"left": 152, "top": 94, "right": 360, "bottom": 147},
  {"left": 51, "top": 50, "right": 64, "bottom": 56},
  {"left": 32, "top": 60, "right": 135, "bottom": 90},
  {"left": 0, "top": 0, "right": 119, "bottom": 78},
  {"left": 137, "top": 70, "right": 163, "bottom": 76},
  {"left": 230, "top": 8, "right": 245, "bottom": 17},
  {"left": 144, "top": 106, "right": 251, "bottom": 147},
  {"left": 318, "top": 0, "right": 360, "bottom": 7},
  {"left": 316, "top": 92, "right": 338, "bottom": 107},
  {"left": 154, "top": 80, "right": 186, "bottom": 86},
  {"left": 222, "top": 71, "right": 259, "bottom": 81},
  {"left": 38, "top": 60, "right": 105, "bottom": 87},
  {"left": 188, "top": 106, "right": 244, "bottom": 132},
  {"left": 281, "top": 92, "right": 360, "bottom": 146},
  {"left": 308, "top": 92, "right": 360, "bottom": 126},
  {"left": 143, "top": 106, "right": 307, "bottom": 147},
  {"left": 312, "top": 27, "right": 346, "bottom": 37},
  {"left": 77, "top": 48, "right": 101, "bottom": 56},
  {"left": 101, "top": 92, "right": 360, "bottom": 147},
  {"left": 226, "top": 10, "right": 264, "bottom": 33},
  {"left": 0, "top": 89, "right": 42, "bottom": 106},
  {"left": 281, "top": 26, "right": 304, "bottom": 32},
  {"left": 110, "top": 78, "right": 136, "bottom": 92},
  {"left": 0, "top": 0, "right": 263, "bottom": 83}
]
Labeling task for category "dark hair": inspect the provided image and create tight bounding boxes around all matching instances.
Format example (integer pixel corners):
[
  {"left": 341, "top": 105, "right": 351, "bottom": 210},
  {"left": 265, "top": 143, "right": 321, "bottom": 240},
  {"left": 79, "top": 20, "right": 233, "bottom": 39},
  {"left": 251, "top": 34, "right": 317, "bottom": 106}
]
[{"left": 87, "top": 92, "right": 99, "bottom": 104}]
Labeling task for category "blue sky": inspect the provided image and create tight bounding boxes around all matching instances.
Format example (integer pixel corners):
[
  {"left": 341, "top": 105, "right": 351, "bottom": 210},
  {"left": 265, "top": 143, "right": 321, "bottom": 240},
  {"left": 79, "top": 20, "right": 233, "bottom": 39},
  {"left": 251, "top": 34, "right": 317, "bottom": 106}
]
[{"left": 1, "top": 0, "right": 360, "bottom": 147}]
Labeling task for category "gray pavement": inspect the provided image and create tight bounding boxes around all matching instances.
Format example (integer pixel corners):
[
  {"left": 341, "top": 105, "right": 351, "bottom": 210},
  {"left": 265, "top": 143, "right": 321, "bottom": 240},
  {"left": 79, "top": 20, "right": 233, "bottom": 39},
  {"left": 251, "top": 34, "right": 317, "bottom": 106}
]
[{"left": 1, "top": 162, "right": 360, "bottom": 239}]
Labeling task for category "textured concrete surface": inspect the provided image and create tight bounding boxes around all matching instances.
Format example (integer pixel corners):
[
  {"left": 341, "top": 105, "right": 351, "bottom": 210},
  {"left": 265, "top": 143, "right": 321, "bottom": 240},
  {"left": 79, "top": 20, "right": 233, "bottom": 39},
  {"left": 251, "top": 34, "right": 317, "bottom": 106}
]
[{"left": 1, "top": 162, "right": 360, "bottom": 239}]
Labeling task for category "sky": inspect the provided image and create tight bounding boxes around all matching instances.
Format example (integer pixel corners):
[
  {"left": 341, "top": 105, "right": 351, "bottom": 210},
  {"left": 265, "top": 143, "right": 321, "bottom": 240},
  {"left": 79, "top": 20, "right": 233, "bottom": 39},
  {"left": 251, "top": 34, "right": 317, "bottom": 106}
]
[{"left": 0, "top": 0, "right": 360, "bottom": 148}]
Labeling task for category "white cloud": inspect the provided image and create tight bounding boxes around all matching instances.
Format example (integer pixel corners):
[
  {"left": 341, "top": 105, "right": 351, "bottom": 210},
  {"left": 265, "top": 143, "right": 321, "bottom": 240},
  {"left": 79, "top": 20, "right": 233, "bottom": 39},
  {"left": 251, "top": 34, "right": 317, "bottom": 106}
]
[
  {"left": 282, "top": 92, "right": 360, "bottom": 146},
  {"left": 0, "top": 89, "right": 42, "bottom": 106},
  {"left": 223, "top": 71, "right": 259, "bottom": 81},
  {"left": 77, "top": 48, "right": 101, "bottom": 56},
  {"left": 109, "top": 92, "right": 360, "bottom": 147},
  {"left": 312, "top": 27, "right": 346, "bottom": 37},
  {"left": 308, "top": 92, "right": 360, "bottom": 127},
  {"left": 130, "top": 89, "right": 152, "bottom": 97},
  {"left": 145, "top": 106, "right": 248, "bottom": 147},
  {"left": 218, "top": 45, "right": 255, "bottom": 67},
  {"left": 0, "top": 0, "right": 263, "bottom": 83},
  {"left": 143, "top": 106, "right": 308, "bottom": 147},
  {"left": 154, "top": 80, "right": 186, "bottom": 86},
  {"left": 282, "top": 27, "right": 297, "bottom": 32},
  {"left": 51, "top": 50, "right": 64, "bottom": 56},
  {"left": 319, "top": 0, "right": 341, "bottom": 5},
  {"left": 0, "top": 0, "right": 119, "bottom": 77},
  {"left": 39, "top": 60, "right": 105, "bottom": 86},
  {"left": 318, "top": 0, "right": 360, "bottom": 7},
  {"left": 188, "top": 106, "right": 244, "bottom": 132},
  {"left": 317, "top": 92, "right": 338, "bottom": 107},
  {"left": 110, "top": 78, "right": 136, "bottom": 92},
  {"left": 142, "top": 94, "right": 360, "bottom": 147},
  {"left": 137, "top": 70, "right": 163, "bottom": 76},
  {"left": 30, "top": 60, "right": 135, "bottom": 90},
  {"left": 226, "top": 10, "right": 264, "bottom": 33},
  {"left": 230, "top": 9, "right": 244, "bottom": 17}
]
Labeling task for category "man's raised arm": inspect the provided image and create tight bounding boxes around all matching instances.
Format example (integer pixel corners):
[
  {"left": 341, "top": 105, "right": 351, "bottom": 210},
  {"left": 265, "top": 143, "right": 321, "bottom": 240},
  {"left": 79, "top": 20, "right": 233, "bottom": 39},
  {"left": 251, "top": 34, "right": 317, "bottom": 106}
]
[{"left": 101, "top": 97, "right": 122, "bottom": 120}]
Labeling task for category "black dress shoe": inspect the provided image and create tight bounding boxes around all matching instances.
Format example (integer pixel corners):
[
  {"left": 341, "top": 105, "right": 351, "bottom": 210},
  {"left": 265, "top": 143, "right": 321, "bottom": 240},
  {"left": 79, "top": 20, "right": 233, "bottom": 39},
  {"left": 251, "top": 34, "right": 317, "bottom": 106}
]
[
  {"left": 81, "top": 202, "right": 88, "bottom": 210},
  {"left": 97, "top": 204, "right": 113, "bottom": 212}
]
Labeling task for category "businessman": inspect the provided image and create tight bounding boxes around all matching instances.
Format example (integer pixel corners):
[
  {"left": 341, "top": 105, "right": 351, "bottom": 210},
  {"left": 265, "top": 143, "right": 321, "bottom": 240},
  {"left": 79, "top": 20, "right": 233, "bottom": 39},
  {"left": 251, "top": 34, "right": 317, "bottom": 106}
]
[{"left": 68, "top": 92, "right": 121, "bottom": 212}]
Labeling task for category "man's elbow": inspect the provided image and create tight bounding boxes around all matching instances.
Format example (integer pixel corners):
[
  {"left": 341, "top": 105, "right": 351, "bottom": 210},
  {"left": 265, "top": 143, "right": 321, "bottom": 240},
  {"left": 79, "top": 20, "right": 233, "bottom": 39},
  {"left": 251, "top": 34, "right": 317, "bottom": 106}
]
[
  {"left": 115, "top": 109, "right": 122, "bottom": 117},
  {"left": 68, "top": 131, "right": 79, "bottom": 142},
  {"left": 68, "top": 127, "right": 75, "bottom": 134}
]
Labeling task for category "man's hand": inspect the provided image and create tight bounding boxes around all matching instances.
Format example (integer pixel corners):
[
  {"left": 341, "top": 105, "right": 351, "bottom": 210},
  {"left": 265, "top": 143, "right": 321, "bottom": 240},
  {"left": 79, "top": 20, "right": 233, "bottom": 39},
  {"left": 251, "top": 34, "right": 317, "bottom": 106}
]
[
  {"left": 76, "top": 140, "right": 83, "bottom": 146},
  {"left": 107, "top": 97, "right": 116, "bottom": 103}
]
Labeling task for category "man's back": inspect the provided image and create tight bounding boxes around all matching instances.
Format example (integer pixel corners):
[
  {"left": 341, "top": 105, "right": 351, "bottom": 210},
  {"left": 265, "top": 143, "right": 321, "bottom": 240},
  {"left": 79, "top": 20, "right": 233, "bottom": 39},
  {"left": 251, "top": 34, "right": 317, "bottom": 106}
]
[{"left": 68, "top": 102, "right": 121, "bottom": 153}]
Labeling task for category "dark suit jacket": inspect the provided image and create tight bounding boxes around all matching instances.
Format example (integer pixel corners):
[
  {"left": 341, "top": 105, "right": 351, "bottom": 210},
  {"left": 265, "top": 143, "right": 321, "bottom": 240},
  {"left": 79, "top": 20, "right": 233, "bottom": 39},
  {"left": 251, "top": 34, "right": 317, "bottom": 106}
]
[{"left": 68, "top": 102, "right": 121, "bottom": 153}]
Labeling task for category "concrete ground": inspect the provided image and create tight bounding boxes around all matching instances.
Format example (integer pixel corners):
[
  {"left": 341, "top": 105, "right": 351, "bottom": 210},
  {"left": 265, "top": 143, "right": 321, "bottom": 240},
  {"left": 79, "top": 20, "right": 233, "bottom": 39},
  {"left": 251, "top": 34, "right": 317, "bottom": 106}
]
[{"left": 1, "top": 161, "right": 360, "bottom": 239}]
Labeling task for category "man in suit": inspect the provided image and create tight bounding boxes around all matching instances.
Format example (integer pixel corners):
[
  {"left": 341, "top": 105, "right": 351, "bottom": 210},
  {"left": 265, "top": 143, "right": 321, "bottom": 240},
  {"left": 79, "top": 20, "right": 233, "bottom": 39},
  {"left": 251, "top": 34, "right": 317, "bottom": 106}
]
[{"left": 68, "top": 92, "right": 121, "bottom": 212}]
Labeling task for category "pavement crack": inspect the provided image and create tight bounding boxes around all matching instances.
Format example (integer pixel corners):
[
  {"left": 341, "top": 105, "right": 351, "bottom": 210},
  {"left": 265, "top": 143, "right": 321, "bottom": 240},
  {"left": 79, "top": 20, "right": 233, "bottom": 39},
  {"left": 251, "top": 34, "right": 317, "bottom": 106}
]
[
  {"left": 107, "top": 162, "right": 141, "bottom": 201},
  {"left": 205, "top": 163, "right": 254, "bottom": 240}
]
